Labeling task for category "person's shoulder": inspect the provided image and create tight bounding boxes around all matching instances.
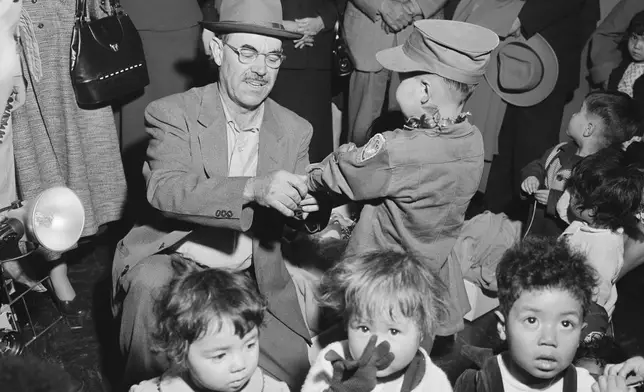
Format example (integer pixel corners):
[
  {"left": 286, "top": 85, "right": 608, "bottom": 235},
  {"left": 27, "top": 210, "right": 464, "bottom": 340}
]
[
  {"left": 574, "top": 366, "right": 597, "bottom": 392},
  {"left": 265, "top": 98, "right": 313, "bottom": 132}
]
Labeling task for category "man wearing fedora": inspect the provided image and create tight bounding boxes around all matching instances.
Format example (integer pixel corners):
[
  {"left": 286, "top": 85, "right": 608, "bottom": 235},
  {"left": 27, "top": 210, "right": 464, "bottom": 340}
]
[
  {"left": 111, "top": 0, "right": 331, "bottom": 388},
  {"left": 482, "top": 0, "right": 600, "bottom": 218}
]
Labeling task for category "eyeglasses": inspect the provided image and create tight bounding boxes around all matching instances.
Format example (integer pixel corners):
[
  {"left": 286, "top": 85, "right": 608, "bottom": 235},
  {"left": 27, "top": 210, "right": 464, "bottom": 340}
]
[{"left": 224, "top": 42, "right": 286, "bottom": 69}]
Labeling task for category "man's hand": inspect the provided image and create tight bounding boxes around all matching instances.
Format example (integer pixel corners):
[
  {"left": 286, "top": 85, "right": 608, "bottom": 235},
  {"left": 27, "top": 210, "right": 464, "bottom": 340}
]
[
  {"left": 293, "top": 193, "right": 320, "bottom": 221},
  {"left": 243, "top": 171, "right": 308, "bottom": 217},
  {"left": 283, "top": 20, "right": 299, "bottom": 32},
  {"left": 296, "top": 16, "right": 325, "bottom": 36},
  {"left": 534, "top": 189, "right": 549, "bottom": 205},
  {"left": 508, "top": 17, "right": 522, "bottom": 37},
  {"left": 521, "top": 176, "right": 540, "bottom": 194},
  {"left": 379, "top": 0, "right": 414, "bottom": 33},
  {"left": 294, "top": 35, "right": 315, "bottom": 49}
]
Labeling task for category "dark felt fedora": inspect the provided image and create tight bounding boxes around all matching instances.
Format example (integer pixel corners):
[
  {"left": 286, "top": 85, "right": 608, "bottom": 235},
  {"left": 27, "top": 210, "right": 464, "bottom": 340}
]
[
  {"left": 485, "top": 34, "right": 558, "bottom": 107},
  {"left": 201, "top": 0, "right": 302, "bottom": 40}
]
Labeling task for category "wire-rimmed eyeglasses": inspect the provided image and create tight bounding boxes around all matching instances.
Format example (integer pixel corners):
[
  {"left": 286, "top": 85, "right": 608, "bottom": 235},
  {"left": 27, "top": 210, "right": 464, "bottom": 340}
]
[{"left": 224, "top": 43, "right": 286, "bottom": 69}]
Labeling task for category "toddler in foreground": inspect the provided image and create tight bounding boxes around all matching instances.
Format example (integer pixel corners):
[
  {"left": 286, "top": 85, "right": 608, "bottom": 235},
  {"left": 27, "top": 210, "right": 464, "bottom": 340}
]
[
  {"left": 302, "top": 250, "right": 452, "bottom": 392},
  {"left": 129, "top": 256, "right": 288, "bottom": 392}
]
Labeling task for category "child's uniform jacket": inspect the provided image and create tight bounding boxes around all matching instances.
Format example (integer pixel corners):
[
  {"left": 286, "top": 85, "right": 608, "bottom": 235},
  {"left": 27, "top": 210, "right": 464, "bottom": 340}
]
[
  {"left": 302, "top": 340, "right": 453, "bottom": 392},
  {"left": 454, "top": 355, "right": 596, "bottom": 392},
  {"left": 129, "top": 367, "right": 289, "bottom": 392},
  {"left": 307, "top": 121, "right": 483, "bottom": 335},
  {"left": 520, "top": 142, "right": 582, "bottom": 237}
]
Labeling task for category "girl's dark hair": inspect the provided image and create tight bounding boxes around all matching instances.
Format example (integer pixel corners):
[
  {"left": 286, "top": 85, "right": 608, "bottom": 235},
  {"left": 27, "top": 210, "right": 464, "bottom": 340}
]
[
  {"left": 565, "top": 143, "right": 644, "bottom": 240},
  {"left": 497, "top": 236, "right": 598, "bottom": 318},
  {"left": 627, "top": 10, "right": 644, "bottom": 37},
  {"left": 152, "top": 255, "right": 266, "bottom": 378},
  {"left": 584, "top": 91, "right": 643, "bottom": 146}
]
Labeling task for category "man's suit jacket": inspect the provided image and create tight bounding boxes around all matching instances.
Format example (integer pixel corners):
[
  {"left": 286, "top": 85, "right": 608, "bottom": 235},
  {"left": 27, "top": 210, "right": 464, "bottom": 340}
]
[
  {"left": 343, "top": 0, "right": 447, "bottom": 72},
  {"left": 112, "top": 83, "right": 324, "bottom": 386}
]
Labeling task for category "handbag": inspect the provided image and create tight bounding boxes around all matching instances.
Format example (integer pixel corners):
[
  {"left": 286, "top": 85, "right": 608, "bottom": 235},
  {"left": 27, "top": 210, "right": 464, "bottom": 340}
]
[
  {"left": 332, "top": 20, "right": 354, "bottom": 78},
  {"left": 70, "top": 0, "right": 149, "bottom": 106}
]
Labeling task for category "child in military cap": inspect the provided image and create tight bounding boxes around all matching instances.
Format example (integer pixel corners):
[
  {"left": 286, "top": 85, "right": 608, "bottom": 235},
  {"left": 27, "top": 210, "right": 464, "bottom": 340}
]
[{"left": 306, "top": 19, "right": 499, "bottom": 339}]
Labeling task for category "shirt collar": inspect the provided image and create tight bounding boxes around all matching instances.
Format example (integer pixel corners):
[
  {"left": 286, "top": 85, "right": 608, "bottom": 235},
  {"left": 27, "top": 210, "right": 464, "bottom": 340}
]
[{"left": 218, "top": 88, "right": 264, "bottom": 133}]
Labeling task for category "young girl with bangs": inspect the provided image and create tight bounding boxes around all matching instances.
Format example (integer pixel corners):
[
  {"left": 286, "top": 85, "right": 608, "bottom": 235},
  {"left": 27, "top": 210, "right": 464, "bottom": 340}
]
[{"left": 302, "top": 250, "right": 453, "bottom": 392}]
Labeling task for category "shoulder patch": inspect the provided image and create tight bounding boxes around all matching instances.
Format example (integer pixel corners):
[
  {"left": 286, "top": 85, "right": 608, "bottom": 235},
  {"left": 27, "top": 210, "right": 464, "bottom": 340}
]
[{"left": 357, "top": 134, "right": 385, "bottom": 163}]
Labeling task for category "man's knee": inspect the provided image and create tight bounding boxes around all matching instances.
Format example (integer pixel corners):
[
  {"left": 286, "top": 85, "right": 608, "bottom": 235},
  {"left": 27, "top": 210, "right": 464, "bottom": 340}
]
[{"left": 122, "top": 254, "right": 174, "bottom": 298}]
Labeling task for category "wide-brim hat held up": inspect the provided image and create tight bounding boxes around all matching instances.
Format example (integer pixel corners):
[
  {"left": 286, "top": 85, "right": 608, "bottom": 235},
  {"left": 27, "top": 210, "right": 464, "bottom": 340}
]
[
  {"left": 376, "top": 20, "right": 500, "bottom": 84},
  {"left": 485, "top": 33, "right": 558, "bottom": 107},
  {"left": 201, "top": 0, "right": 302, "bottom": 40}
]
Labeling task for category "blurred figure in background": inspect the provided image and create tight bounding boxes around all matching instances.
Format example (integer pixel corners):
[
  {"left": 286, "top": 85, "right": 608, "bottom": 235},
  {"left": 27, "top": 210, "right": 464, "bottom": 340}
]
[{"left": 269, "top": 0, "right": 338, "bottom": 163}]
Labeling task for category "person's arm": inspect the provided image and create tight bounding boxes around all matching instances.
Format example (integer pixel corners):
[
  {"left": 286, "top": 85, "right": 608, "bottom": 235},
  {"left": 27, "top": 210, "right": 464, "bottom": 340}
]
[
  {"left": 516, "top": 0, "right": 586, "bottom": 39},
  {"left": 307, "top": 133, "right": 403, "bottom": 201},
  {"left": 290, "top": 123, "right": 332, "bottom": 233},
  {"left": 144, "top": 98, "right": 255, "bottom": 232},
  {"left": 349, "top": 0, "right": 381, "bottom": 22},
  {"left": 520, "top": 148, "right": 551, "bottom": 200},
  {"left": 314, "top": 0, "right": 339, "bottom": 32},
  {"left": 589, "top": 0, "right": 644, "bottom": 86},
  {"left": 520, "top": 146, "right": 550, "bottom": 186}
]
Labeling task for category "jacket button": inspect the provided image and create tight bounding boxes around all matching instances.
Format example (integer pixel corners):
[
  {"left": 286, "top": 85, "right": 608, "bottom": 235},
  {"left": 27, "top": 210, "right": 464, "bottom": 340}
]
[
  {"left": 32, "top": 0, "right": 37, "bottom": 3},
  {"left": 37, "top": 23, "right": 44, "bottom": 28}
]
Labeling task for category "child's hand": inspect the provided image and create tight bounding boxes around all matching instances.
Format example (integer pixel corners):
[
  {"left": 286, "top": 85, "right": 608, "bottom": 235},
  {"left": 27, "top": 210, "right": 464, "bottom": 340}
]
[
  {"left": 534, "top": 189, "right": 550, "bottom": 205},
  {"left": 336, "top": 142, "right": 358, "bottom": 154},
  {"left": 521, "top": 176, "right": 540, "bottom": 194},
  {"left": 324, "top": 335, "right": 395, "bottom": 392},
  {"left": 592, "top": 375, "right": 630, "bottom": 392},
  {"left": 605, "top": 356, "right": 644, "bottom": 380}
]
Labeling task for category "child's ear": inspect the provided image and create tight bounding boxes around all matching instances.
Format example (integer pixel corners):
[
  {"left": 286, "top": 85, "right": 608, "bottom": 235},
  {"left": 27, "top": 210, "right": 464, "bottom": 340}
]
[
  {"left": 583, "top": 120, "right": 596, "bottom": 137},
  {"left": 495, "top": 310, "right": 507, "bottom": 341},
  {"left": 420, "top": 85, "right": 431, "bottom": 105}
]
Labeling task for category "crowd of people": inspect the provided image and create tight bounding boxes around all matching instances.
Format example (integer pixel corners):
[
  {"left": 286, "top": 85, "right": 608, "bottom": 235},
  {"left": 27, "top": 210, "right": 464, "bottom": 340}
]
[{"left": 4, "top": 0, "right": 644, "bottom": 391}]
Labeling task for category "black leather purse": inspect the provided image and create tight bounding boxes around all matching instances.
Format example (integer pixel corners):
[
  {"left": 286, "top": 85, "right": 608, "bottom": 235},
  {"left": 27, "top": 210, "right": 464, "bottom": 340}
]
[
  {"left": 333, "top": 20, "right": 354, "bottom": 78},
  {"left": 70, "top": 0, "right": 149, "bottom": 106}
]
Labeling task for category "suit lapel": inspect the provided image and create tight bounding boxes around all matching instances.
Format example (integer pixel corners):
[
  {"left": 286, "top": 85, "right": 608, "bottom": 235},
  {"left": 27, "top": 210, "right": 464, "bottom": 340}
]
[
  {"left": 197, "top": 85, "right": 229, "bottom": 178},
  {"left": 257, "top": 102, "right": 286, "bottom": 176}
]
